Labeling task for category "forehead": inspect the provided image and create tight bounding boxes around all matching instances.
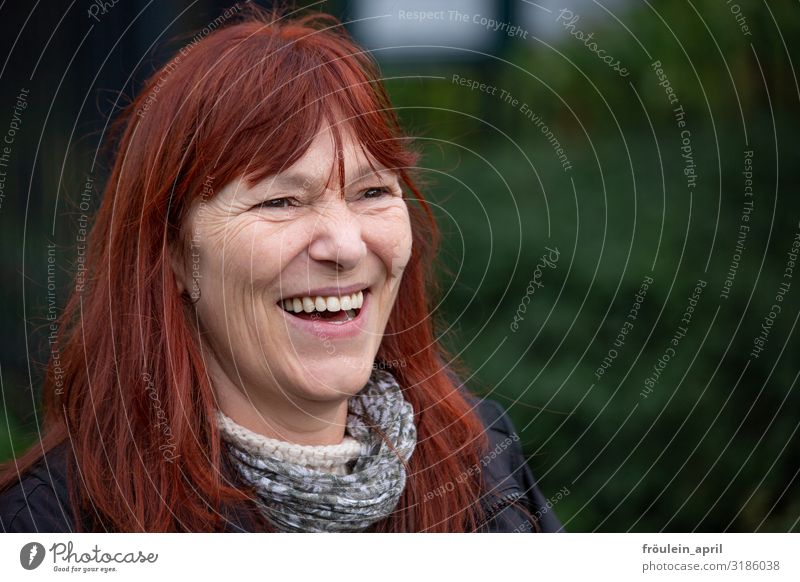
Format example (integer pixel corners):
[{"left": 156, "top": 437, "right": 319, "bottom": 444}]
[{"left": 273, "top": 120, "right": 390, "bottom": 190}]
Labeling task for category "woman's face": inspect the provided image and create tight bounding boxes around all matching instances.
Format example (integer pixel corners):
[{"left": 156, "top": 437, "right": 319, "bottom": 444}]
[{"left": 174, "top": 122, "right": 413, "bottom": 406}]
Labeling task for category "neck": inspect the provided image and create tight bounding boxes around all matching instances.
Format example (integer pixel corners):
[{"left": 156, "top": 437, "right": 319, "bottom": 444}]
[{"left": 209, "top": 357, "right": 349, "bottom": 446}]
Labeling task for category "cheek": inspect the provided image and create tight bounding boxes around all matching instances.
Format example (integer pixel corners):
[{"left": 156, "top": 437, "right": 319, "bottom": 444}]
[
  {"left": 365, "top": 205, "right": 413, "bottom": 281},
  {"left": 247, "top": 225, "right": 305, "bottom": 281},
  {"left": 203, "top": 218, "right": 307, "bottom": 287}
]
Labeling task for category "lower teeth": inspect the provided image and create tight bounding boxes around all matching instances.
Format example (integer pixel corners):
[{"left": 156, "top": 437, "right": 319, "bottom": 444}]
[
  {"left": 330, "top": 309, "right": 357, "bottom": 324},
  {"left": 288, "top": 308, "right": 358, "bottom": 323}
]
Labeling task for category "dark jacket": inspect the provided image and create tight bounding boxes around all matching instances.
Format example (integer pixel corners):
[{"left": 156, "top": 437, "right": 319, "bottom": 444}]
[{"left": 0, "top": 398, "right": 563, "bottom": 533}]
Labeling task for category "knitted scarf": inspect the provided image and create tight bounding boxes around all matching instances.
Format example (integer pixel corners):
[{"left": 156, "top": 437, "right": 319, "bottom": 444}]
[{"left": 217, "top": 368, "right": 417, "bottom": 532}]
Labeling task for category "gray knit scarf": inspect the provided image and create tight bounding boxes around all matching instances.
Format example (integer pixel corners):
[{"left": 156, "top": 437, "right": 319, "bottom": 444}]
[{"left": 220, "top": 368, "right": 417, "bottom": 532}]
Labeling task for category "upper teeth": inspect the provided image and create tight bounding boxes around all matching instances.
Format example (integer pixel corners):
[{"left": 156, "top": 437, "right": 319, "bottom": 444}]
[{"left": 281, "top": 290, "right": 364, "bottom": 313}]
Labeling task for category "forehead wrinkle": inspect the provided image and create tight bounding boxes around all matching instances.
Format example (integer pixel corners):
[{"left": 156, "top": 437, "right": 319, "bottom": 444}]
[{"left": 269, "top": 171, "right": 322, "bottom": 190}]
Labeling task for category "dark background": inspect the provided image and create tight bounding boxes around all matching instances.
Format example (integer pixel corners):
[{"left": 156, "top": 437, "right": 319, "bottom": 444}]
[{"left": 0, "top": 0, "right": 798, "bottom": 532}]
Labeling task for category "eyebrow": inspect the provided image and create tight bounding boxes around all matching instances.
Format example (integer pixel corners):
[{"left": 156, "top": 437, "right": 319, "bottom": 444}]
[{"left": 269, "top": 162, "right": 397, "bottom": 190}]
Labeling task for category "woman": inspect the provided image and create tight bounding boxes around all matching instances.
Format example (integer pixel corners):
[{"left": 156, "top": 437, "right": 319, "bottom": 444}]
[{"left": 0, "top": 6, "right": 561, "bottom": 533}]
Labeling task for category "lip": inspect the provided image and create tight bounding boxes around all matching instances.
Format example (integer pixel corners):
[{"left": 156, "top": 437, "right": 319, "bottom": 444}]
[
  {"left": 277, "top": 282, "right": 370, "bottom": 301},
  {"left": 278, "top": 288, "right": 371, "bottom": 340}
]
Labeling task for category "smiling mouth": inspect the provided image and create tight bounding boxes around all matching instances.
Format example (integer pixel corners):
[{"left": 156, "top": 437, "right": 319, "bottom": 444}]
[{"left": 278, "top": 289, "right": 365, "bottom": 325}]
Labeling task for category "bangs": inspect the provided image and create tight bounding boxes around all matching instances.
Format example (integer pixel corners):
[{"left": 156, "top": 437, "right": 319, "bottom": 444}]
[{"left": 196, "top": 15, "right": 418, "bottom": 194}]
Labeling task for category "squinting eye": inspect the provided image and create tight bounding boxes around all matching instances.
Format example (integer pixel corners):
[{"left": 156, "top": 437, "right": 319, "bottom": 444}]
[
  {"left": 362, "top": 187, "right": 392, "bottom": 199},
  {"left": 255, "top": 197, "right": 296, "bottom": 209}
]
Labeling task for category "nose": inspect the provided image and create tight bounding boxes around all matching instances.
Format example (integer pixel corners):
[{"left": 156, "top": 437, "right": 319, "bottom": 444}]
[{"left": 307, "top": 196, "right": 367, "bottom": 271}]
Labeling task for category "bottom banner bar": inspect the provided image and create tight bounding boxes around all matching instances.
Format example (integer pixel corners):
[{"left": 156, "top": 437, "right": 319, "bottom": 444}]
[{"left": 1, "top": 533, "right": 796, "bottom": 581}]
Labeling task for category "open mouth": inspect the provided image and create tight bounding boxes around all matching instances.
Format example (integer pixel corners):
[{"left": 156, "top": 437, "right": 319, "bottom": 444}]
[{"left": 278, "top": 289, "right": 366, "bottom": 325}]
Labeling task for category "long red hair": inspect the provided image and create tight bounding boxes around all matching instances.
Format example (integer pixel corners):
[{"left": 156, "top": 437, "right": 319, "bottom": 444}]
[{"left": 1, "top": 5, "right": 491, "bottom": 532}]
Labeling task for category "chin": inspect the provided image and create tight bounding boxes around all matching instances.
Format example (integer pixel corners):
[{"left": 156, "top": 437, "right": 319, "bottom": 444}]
[{"left": 290, "top": 356, "right": 375, "bottom": 401}]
